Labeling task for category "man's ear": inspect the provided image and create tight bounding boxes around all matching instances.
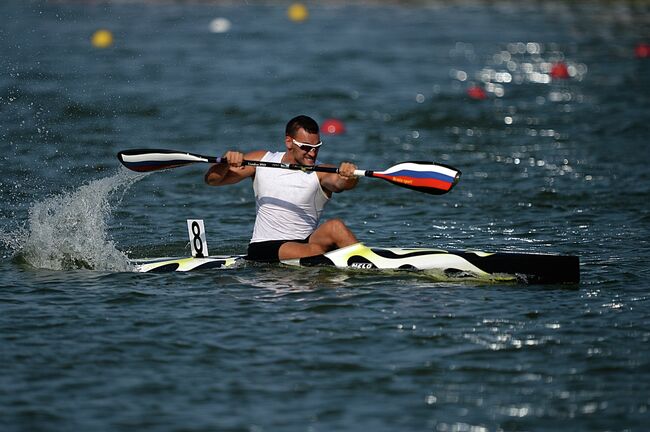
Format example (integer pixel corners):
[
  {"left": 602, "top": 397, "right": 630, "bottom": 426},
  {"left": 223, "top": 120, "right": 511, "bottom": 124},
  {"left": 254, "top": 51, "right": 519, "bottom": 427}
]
[{"left": 284, "top": 135, "right": 293, "bottom": 151}]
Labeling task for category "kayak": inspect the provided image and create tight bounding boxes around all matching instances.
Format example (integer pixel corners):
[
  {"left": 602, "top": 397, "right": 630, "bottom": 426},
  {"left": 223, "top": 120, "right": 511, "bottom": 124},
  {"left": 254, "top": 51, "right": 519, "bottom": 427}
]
[{"left": 133, "top": 242, "right": 580, "bottom": 284}]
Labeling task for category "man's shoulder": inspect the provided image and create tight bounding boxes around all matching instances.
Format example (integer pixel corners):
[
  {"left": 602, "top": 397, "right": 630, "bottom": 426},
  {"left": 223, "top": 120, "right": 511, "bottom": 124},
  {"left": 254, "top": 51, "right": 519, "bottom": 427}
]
[{"left": 245, "top": 150, "right": 271, "bottom": 161}]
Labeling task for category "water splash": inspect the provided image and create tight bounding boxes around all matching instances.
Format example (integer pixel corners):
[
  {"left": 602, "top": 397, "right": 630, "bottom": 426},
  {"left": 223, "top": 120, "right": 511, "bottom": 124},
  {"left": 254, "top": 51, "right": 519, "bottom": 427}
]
[{"left": 1, "top": 168, "right": 145, "bottom": 272}]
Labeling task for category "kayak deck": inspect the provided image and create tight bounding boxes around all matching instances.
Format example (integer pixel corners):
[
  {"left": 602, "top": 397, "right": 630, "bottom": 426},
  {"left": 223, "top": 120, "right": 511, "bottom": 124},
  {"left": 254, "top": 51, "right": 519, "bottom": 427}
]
[
  {"left": 133, "top": 243, "right": 579, "bottom": 284},
  {"left": 133, "top": 255, "right": 243, "bottom": 273}
]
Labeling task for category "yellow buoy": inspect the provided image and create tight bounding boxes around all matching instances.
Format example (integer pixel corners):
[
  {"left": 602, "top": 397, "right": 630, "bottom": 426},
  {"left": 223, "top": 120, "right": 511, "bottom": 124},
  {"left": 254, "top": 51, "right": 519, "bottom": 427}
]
[
  {"left": 288, "top": 3, "right": 309, "bottom": 22},
  {"left": 91, "top": 29, "right": 113, "bottom": 49}
]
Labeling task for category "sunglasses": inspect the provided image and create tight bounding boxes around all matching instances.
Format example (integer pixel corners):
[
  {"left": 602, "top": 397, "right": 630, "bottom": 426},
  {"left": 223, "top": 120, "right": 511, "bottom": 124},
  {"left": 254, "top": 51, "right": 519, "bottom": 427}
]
[{"left": 292, "top": 138, "right": 323, "bottom": 152}]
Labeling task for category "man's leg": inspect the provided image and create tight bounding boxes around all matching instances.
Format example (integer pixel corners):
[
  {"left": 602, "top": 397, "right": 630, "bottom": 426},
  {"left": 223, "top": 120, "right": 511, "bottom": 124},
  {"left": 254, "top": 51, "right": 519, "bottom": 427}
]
[{"left": 278, "top": 219, "right": 358, "bottom": 260}]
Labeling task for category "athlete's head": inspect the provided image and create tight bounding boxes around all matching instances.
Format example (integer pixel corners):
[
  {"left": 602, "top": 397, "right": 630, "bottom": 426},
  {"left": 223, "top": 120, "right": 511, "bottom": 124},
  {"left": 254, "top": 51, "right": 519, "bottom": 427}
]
[
  {"left": 285, "top": 115, "right": 319, "bottom": 137},
  {"left": 285, "top": 115, "right": 322, "bottom": 166}
]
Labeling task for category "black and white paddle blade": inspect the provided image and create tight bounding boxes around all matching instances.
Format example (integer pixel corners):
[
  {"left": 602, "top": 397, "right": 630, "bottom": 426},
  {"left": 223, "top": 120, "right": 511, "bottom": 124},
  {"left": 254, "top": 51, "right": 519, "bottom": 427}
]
[{"left": 117, "top": 149, "right": 218, "bottom": 172}]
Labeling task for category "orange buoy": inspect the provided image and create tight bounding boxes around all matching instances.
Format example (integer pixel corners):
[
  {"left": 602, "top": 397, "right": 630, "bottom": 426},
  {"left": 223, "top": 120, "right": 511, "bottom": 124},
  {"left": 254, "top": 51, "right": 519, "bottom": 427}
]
[
  {"left": 550, "top": 62, "right": 570, "bottom": 79},
  {"left": 321, "top": 118, "right": 345, "bottom": 135},
  {"left": 467, "top": 85, "right": 487, "bottom": 100},
  {"left": 635, "top": 42, "right": 650, "bottom": 58}
]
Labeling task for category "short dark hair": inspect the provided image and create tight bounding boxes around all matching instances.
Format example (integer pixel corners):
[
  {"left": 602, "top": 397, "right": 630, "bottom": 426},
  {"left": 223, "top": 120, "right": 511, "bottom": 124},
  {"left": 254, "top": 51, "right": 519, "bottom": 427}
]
[{"left": 285, "top": 115, "right": 319, "bottom": 137}]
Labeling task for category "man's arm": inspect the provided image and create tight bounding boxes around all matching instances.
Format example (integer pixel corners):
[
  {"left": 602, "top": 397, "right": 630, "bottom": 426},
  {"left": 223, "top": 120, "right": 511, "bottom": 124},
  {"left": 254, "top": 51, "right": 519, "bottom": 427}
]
[
  {"left": 319, "top": 161, "right": 359, "bottom": 194},
  {"left": 205, "top": 150, "right": 267, "bottom": 186}
]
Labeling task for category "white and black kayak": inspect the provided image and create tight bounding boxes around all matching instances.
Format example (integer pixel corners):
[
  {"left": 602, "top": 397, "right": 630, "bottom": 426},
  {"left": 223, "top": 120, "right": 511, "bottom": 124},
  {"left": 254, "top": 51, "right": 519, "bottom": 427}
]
[{"left": 132, "top": 220, "right": 579, "bottom": 284}]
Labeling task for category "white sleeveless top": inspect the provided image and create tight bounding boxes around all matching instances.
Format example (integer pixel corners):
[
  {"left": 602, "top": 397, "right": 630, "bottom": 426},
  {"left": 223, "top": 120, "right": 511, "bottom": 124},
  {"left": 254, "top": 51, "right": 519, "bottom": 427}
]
[{"left": 250, "top": 151, "right": 330, "bottom": 243}]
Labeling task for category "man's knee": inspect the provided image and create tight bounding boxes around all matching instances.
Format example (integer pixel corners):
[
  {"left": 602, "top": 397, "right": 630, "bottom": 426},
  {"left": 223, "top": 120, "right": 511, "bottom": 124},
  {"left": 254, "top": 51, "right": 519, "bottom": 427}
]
[{"left": 324, "top": 218, "right": 349, "bottom": 234}]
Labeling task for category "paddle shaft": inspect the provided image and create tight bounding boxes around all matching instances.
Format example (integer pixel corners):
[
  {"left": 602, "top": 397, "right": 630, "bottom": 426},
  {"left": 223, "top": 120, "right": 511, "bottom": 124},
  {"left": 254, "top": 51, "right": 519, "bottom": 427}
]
[{"left": 242, "top": 159, "right": 368, "bottom": 177}]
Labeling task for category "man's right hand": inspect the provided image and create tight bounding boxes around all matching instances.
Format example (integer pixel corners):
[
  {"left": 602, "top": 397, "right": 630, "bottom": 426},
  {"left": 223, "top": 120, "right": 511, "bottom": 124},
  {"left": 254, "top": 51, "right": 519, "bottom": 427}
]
[
  {"left": 223, "top": 151, "right": 244, "bottom": 168},
  {"left": 207, "top": 149, "right": 265, "bottom": 187}
]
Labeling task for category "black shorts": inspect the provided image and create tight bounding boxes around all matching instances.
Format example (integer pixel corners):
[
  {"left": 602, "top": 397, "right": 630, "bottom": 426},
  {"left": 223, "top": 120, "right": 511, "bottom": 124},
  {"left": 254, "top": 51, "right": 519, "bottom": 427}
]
[{"left": 246, "top": 237, "right": 310, "bottom": 263}]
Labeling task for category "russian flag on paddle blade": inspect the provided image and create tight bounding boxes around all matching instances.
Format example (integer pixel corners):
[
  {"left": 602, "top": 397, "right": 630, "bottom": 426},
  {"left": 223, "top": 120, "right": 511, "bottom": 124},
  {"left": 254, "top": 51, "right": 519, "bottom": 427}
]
[{"left": 373, "top": 162, "right": 460, "bottom": 193}]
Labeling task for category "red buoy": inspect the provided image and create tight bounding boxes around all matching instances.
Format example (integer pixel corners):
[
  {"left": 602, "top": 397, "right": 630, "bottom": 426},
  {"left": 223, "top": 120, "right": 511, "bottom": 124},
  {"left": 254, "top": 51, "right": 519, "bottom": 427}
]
[
  {"left": 550, "top": 62, "right": 570, "bottom": 79},
  {"left": 635, "top": 43, "right": 650, "bottom": 58},
  {"left": 467, "top": 85, "right": 487, "bottom": 100},
  {"left": 322, "top": 118, "right": 345, "bottom": 135}
]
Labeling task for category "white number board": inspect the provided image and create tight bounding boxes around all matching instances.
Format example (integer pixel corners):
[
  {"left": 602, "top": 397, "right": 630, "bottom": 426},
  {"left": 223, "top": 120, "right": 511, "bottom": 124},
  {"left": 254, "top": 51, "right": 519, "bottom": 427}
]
[{"left": 187, "top": 219, "right": 209, "bottom": 258}]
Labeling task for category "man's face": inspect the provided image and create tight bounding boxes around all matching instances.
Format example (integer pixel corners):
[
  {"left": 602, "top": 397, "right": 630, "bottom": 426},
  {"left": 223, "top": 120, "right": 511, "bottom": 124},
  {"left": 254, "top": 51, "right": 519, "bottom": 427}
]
[{"left": 286, "top": 128, "right": 321, "bottom": 165}]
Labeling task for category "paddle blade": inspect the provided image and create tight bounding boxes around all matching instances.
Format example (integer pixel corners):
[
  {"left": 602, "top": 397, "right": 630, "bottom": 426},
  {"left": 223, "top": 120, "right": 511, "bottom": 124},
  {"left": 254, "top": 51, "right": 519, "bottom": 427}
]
[
  {"left": 369, "top": 161, "right": 461, "bottom": 195},
  {"left": 117, "top": 149, "right": 215, "bottom": 172}
]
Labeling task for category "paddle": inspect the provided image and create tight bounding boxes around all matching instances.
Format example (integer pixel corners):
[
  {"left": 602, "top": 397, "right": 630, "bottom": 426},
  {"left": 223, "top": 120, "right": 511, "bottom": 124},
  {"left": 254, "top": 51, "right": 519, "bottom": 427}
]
[{"left": 117, "top": 148, "right": 461, "bottom": 195}]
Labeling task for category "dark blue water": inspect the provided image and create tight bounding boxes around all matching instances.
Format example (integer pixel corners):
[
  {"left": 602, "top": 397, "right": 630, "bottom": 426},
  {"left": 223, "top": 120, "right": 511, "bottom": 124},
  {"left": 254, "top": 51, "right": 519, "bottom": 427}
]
[{"left": 2, "top": 1, "right": 649, "bottom": 431}]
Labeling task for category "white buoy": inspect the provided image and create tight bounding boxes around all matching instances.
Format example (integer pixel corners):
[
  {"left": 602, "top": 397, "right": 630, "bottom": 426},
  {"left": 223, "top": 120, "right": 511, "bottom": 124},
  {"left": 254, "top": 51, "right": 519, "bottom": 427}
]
[{"left": 209, "top": 17, "right": 232, "bottom": 34}]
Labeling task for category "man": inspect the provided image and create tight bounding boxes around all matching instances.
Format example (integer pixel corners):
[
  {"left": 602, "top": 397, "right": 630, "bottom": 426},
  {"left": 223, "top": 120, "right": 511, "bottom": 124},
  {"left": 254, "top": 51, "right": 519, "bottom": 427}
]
[{"left": 205, "top": 115, "right": 359, "bottom": 262}]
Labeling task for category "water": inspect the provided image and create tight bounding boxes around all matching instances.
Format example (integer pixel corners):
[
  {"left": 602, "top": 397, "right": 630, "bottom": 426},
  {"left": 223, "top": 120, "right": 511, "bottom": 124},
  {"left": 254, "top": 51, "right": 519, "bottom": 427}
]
[{"left": 1, "top": 1, "right": 649, "bottom": 430}]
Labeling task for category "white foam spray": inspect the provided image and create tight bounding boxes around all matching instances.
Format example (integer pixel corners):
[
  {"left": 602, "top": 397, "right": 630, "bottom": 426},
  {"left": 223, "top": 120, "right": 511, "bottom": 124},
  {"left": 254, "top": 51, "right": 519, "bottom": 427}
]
[{"left": 1, "top": 168, "right": 145, "bottom": 272}]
